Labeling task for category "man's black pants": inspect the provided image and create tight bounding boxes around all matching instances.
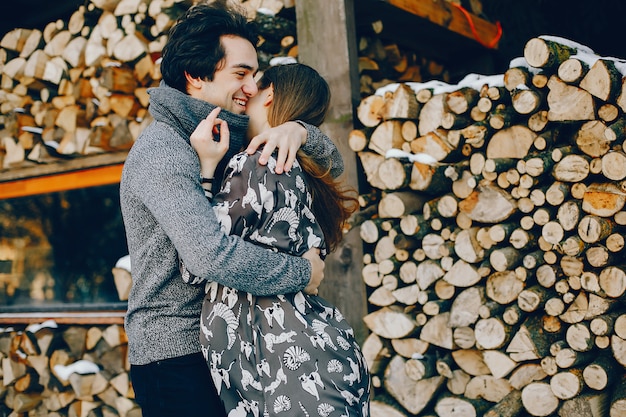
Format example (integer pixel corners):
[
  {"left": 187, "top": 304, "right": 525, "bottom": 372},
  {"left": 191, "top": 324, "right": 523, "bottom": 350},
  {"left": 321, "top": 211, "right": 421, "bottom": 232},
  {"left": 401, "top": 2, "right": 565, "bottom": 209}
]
[{"left": 130, "top": 352, "right": 227, "bottom": 417}]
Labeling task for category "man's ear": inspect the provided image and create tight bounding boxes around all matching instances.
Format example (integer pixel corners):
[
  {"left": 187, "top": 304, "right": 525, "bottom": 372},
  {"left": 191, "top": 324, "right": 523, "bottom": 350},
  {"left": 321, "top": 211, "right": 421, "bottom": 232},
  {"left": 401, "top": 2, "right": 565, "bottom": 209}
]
[{"left": 185, "top": 72, "right": 203, "bottom": 89}]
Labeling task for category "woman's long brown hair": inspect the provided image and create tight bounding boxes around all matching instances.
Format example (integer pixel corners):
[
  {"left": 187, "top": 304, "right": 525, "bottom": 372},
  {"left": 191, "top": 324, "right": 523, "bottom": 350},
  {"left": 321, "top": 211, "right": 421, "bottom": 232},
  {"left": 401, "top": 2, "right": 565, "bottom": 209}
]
[{"left": 259, "top": 64, "right": 358, "bottom": 252}]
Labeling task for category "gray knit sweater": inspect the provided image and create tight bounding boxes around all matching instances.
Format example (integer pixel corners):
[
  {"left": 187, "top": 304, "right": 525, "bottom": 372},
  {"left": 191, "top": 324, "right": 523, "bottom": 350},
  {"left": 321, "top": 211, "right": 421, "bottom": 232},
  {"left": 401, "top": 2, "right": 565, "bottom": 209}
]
[{"left": 120, "top": 84, "right": 344, "bottom": 365}]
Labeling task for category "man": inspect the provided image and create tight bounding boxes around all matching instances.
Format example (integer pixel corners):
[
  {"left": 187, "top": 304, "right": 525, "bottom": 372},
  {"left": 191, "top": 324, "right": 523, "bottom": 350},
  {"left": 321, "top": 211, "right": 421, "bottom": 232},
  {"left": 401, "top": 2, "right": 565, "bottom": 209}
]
[{"left": 119, "top": 2, "right": 344, "bottom": 417}]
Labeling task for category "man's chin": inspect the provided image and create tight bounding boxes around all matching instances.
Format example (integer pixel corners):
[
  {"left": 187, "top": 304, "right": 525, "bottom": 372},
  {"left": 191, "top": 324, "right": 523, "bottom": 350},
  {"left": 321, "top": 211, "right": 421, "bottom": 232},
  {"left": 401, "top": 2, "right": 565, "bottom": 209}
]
[{"left": 231, "top": 101, "right": 247, "bottom": 115}]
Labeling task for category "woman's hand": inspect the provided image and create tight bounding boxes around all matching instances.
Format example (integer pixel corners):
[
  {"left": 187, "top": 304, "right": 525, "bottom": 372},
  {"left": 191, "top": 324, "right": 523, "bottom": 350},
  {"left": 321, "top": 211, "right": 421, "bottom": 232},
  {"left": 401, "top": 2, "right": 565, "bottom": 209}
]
[
  {"left": 245, "top": 121, "right": 305, "bottom": 174},
  {"left": 191, "top": 107, "right": 230, "bottom": 178}
]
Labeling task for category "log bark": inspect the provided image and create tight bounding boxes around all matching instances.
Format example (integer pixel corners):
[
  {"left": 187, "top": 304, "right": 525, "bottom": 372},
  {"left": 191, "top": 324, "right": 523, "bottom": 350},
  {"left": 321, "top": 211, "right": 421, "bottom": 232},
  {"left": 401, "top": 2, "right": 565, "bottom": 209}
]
[
  {"left": 458, "top": 184, "right": 517, "bottom": 223},
  {"left": 523, "top": 37, "right": 579, "bottom": 70},
  {"left": 420, "top": 312, "right": 454, "bottom": 349},
  {"left": 484, "top": 389, "right": 524, "bottom": 417},
  {"left": 580, "top": 58, "right": 623, "bottom": 102},
  {"left": 559, "top": 392, "right": 609, "bottom": 417},
  {"left": 610, "top": 375, "right": 626, "bottom": 416},
  {"left": 583, "top": 355, "right": 619, "bottom": 391},
  {"left": 550, "top": 369, "right": 584, "bottom": 400},
  {"left": 435, "top": 394, "right": 491, "bottom": 417}
]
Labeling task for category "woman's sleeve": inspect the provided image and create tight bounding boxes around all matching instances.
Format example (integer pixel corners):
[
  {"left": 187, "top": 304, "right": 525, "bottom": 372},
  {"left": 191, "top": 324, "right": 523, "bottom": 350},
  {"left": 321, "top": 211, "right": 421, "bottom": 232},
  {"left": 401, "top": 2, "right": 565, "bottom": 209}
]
[
  {"left": 212, "top": 153, "right": 264, "bottom": 239},
  {"left": 179, "top": 153, "right": 264, "bottom": 285}
]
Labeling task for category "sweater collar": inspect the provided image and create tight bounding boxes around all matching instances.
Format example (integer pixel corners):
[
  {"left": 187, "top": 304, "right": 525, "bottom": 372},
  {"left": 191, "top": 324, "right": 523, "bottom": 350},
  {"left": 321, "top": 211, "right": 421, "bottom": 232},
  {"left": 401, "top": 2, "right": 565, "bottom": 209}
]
[{"left": 147, "top": 82, "right": 249, "bottom": 144}]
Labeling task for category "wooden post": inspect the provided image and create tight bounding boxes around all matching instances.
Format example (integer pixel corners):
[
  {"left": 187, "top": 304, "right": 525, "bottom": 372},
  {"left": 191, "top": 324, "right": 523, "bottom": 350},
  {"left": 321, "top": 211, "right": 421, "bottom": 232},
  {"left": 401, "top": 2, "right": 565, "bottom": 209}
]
[{"left": 295, "top": 0, "right": 368, "bottom": 342}]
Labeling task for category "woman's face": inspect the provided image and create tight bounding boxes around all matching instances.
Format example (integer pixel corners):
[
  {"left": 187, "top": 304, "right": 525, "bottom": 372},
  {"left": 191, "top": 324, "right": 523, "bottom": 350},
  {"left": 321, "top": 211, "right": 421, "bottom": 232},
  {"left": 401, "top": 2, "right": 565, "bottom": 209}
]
[{"left": 245, "top": 84, "right": 273, "bottom": 137}]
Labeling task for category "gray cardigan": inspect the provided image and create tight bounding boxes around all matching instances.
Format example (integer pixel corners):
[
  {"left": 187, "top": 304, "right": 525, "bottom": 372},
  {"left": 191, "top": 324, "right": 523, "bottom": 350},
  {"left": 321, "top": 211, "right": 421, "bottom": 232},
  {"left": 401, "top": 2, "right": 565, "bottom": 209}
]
[{"left": 120, "top": 84, "right": 344, "bottom": 365}]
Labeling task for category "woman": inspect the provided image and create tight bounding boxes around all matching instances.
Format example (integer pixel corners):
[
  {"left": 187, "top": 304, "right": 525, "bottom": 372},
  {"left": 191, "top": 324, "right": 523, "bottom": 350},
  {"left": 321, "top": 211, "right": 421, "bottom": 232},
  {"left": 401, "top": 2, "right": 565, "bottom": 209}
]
[{"left": 182, "top": 63, "right": 371, "bottom": 416}]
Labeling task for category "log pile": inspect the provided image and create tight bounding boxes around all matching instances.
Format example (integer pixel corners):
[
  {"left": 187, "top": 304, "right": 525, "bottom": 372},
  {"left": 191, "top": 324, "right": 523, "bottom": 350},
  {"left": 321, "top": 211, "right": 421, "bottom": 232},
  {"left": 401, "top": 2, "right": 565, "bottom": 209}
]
[
  {"left": 0, "top": 0, "right": 298, "bottom": 170},
  {"left": 355, "top": 35, "right": 626, "bottom": 417},
  {"left": 0, "top": 321, "right": 136, "bottom": 416}
]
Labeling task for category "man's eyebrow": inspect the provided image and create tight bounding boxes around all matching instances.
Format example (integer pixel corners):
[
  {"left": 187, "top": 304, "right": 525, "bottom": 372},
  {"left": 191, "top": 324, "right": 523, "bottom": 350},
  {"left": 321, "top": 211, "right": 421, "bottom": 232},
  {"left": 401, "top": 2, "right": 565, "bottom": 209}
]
[{"left": 232, "top": 63, "right": 256, "bottom": 71}]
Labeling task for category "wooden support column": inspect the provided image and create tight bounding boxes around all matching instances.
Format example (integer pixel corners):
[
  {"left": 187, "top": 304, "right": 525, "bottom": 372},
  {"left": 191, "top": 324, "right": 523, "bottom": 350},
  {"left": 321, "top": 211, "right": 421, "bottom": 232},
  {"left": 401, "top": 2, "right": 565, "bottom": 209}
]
[{"left": 295, "top": 0, "right": 368, "bottom": 342}]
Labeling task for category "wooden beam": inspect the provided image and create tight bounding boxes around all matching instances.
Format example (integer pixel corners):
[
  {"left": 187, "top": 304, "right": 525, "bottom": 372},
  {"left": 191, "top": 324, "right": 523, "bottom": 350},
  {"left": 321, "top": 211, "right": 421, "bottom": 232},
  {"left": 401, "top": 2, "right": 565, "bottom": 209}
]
[
  {"left": 0, "top": 311, "right": 125, "bottom": 325},
  {"left": 387, "top": 0, "right": 500, "bottom": 47},
  {"left": 0, "top": 151, "right": 128, "bottom": 183},
  {"left": 296, "top": 0, "right": 369, "bottom": 342},
  {"left": 0, "top": 163, "right": 123, "bottom": 200},
  {"left": 356, "top": 0, "right": 500, "bottom": 67}
]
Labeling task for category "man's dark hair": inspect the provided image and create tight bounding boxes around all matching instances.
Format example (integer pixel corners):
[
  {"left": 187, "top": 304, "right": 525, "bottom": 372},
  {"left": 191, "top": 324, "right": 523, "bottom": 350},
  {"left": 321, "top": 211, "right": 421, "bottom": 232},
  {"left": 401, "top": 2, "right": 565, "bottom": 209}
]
[{"left": 160, "top": 1, "right": 259, "bottom": 93}]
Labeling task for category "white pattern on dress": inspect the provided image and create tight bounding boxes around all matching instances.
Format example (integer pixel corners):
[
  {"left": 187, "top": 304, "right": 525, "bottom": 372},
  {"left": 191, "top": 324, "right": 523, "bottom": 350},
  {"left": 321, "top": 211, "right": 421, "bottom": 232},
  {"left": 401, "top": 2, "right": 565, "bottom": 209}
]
[
  {"left": 214, "top": 200, "right": 237, "bottom": 234},
  {"left": 273, "top": 395, "right": 291, "bottom": 413},
  {"left": 295, "top": 174, "right": 305, "bottom": 193},
  {"left": 205, "top": 281, "right": 219, "bottom": 302},
  {"left": 280, "top": 183, "right": 298, "bottom": 208},
  {"left": 306, "top": 226, "right": 322, "bottom": 249},
  {"left": 301, "top": 202, "right": 316, "bottom": 223},
  {"left": 257, "top": 301, "right": 286, "bottom": 329},
  {"left": 343, "top": 357, "right": 362, "bottom": 386},
  {"left": 248, "top": 229, "right": 277, "bottom": 246},
  {"left": 266, "top": 207, "right": 299, "bottom": 240},
  {"left": 241, "top": 171, "right": 263, "bottom": 215},
  {"left": 206, "top": 302, "right": 241, "bottom": 349},
  {"left": 239, "top": 335, "right": 253, "bottom": 360},
  {"left": 258, "top": 328, "right": 297, "bottom": 353},
  {"left": 227, "top": 153, "right": 248, "bottom": 176},
  {"left": 283, "top": 345, "right": 310, "bottom": 371},
  {"left": 228, "top": 395, "right": 259, "bottom": 417},
  {"left": 299, "top": 362, "right": 324, "bottom": 400},
  {"left": 332, "top": 383, "right": 364, "bottom": 407},
  {"left": 239, "top": 361, "right": 263, "bottom": 391},
  {"left": 221, "top": 286, "right": 239, "bottom": 308},
  {"left": 265, "top": 366, "right": 288, "bottom": 395},
  {"left": 210, "top": 356, "right": 235, "bottom": 395}
]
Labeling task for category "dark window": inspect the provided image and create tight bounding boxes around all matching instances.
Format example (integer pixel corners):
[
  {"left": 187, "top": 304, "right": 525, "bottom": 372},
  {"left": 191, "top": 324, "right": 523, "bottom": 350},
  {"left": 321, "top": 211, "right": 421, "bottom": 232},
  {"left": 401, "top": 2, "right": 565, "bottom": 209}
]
[{"left": 0, "top": 184, "right": 128, "bottom": 312}]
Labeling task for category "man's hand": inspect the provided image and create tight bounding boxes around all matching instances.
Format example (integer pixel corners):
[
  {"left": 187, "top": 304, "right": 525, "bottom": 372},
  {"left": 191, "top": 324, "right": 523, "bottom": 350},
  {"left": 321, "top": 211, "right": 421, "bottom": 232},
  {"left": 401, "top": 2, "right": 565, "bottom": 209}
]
[
  {"left": 246, "top": 121, "right": 306, "bottom": 174},
  {"left": 191, "top": 107, "right": 230, "bottom": 178},
  {"left": 302, "top": 247, "right": 324, "bottom": 296}
]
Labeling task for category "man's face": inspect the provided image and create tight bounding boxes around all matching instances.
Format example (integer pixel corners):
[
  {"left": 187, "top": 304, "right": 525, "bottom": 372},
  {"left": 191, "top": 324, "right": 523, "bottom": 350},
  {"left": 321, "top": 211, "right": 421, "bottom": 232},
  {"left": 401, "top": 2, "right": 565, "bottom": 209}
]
[{"left": 190, "top": 35, "right": 259, "bottom": 114}]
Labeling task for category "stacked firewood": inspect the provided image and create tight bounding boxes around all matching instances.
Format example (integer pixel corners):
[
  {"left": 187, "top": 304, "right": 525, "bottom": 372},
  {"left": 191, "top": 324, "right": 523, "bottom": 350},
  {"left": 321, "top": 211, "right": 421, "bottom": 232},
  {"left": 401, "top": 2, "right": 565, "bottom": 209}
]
[
  {"left": 355, "top": 35, "right": 626, "bottom": 417},
  {"left": 0, "top": 0, "right": 297, "bottom": 170},
  {"left": 0, "top": 321, "right": 136, "bottom": 416}
]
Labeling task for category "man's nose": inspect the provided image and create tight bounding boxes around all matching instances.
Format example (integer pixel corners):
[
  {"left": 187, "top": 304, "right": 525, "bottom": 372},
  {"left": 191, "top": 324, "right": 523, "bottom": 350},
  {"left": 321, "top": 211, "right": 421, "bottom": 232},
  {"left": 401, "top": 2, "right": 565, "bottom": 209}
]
[{"left": 243, "top": 77, "right": 259, "bottom": 96}]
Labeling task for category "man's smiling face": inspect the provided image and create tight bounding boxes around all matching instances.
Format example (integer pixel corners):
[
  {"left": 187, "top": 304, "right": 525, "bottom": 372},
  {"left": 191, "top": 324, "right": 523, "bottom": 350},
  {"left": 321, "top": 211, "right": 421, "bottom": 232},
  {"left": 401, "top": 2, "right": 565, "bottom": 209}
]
[{"left": 189, "top": 35, "right": 259, "bottom": 114}]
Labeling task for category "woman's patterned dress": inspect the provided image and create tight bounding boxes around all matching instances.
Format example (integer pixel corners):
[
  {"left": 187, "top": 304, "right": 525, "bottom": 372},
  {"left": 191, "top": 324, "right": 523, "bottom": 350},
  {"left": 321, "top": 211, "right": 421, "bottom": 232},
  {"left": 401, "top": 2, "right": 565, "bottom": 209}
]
[{"left": 183, "top": 150, "right": 370, "bottom": 417}]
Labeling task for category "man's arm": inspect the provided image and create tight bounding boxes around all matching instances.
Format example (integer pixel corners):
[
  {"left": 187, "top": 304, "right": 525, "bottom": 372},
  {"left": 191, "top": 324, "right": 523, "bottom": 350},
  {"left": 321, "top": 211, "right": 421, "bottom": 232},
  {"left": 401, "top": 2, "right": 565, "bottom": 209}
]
[
  {"left": 246, "top": 121, "right": 344, "bottom": 178},
  {"left": 182, "top": 148, "right": 326, "bottom": 295},
  {"left": 127, "top": 125, "right": 313, "bottom": 296}
]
